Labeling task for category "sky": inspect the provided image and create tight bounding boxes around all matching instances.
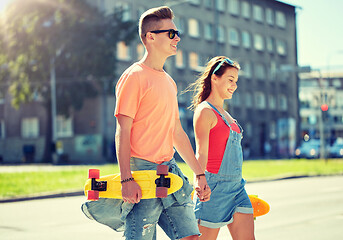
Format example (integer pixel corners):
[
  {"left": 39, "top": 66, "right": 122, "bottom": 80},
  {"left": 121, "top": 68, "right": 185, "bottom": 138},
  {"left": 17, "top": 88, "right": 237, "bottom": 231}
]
[
  {"left": 1, "top": 0, "right": 343, "bottom": 72},
  {"left": 280, "top": 0, "right": 343, "bottom": 72}
]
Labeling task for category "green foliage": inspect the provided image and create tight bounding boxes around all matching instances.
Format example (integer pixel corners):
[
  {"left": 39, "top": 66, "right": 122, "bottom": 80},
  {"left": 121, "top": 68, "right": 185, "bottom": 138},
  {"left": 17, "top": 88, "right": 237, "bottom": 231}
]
[{"left": 0, "top": 0, "right": 137, "bottom": 113}]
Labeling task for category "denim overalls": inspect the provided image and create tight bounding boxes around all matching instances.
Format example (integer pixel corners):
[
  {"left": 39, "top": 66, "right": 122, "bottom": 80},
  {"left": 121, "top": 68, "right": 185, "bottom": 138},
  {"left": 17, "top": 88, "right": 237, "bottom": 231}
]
[{"left": 194, "top": 102, "right": 253, "bottom": 228}]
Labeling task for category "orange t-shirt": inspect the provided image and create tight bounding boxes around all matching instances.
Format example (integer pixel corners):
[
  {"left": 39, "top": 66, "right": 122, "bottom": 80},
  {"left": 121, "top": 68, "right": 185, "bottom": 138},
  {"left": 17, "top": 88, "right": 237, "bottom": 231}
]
[{"left": 114, "top": 62, "right": 179, "bottom": 164}]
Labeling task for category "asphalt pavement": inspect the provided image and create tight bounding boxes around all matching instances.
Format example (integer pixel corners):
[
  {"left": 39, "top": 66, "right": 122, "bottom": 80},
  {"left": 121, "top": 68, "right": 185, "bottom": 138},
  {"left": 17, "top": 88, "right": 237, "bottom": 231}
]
[{"left": 1, "top": 174, "right": 343, "bottom": 240}]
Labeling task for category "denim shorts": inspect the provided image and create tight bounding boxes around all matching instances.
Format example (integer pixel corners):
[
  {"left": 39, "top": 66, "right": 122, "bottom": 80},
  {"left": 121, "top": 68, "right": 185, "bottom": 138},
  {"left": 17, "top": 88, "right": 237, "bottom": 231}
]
[
  {"left": 82, "top": 157, "right": 200, "bottom": 240},
  {"left": 194, "top": 172, "right": 253, "bottom": 228}
]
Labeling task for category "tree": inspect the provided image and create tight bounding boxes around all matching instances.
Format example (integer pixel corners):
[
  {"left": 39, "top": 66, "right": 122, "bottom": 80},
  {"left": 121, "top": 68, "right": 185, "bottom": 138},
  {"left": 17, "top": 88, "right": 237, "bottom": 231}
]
[{"left": 0, "top": 0, "right": 137, "bottom": 162}]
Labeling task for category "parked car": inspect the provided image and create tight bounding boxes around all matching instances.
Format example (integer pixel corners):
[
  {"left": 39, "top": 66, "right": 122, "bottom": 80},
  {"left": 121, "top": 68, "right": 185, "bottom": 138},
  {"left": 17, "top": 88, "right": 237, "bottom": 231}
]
[
  {"left": 295, "top": 139, "right": 321, "bottom": 159},
  {"left": 328, "top": 138, "right": 343, "bottom": 158}
]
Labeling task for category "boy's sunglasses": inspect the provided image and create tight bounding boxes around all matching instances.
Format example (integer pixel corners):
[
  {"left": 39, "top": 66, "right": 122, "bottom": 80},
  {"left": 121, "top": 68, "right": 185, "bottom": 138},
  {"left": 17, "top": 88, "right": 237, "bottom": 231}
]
[
  {"left": 212, "top": 58, "right": 239, "bottom": 75},
  {"left": 148, "top": 29, "right": 180, "bottom": 39}
]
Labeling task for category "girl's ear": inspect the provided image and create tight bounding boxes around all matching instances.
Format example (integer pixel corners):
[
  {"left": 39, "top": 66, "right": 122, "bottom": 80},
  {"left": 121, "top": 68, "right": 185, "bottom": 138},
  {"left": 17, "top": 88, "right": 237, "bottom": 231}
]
[{"left": 211, "top": 74, "right": 218, "bottom": 83}]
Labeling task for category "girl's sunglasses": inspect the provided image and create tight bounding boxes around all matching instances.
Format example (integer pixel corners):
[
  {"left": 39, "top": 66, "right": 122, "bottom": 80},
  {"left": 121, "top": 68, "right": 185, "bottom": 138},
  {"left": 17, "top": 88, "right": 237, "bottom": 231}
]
[
  {"left": 212, "top": 58, "right": 240, "bottom": 75},
  {"left": 148, "top": 29, "right": 180, "bottom": 39}
]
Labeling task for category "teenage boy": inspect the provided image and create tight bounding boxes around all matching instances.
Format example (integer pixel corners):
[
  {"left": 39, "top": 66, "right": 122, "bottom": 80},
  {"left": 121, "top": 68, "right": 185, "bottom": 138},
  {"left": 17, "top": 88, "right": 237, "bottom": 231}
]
[{"left": 82, "top": 6, "right": 210, "bottom": 240}]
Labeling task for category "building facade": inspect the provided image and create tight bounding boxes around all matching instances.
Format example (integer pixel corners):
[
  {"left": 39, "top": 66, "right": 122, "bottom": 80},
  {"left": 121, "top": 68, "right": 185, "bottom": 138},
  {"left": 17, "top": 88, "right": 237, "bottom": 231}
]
[
  {"left": 0, "top": 0, "right": 299, "bottom": 163},
  {"left": 299, "top": 70, "right": 343, "bottom": 146}
]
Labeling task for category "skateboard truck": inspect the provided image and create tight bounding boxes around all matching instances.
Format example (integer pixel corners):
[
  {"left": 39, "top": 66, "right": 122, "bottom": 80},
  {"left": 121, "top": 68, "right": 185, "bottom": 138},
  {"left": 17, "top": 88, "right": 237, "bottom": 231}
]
[
  {"left": 87, "top": 169, "right": 107, "bottom": 201},
  {"left": 91, "top": 178, "right": 107, "bottom": 191},
  {"left": 155, "top": 165, "right": 170, "bottom": 198},
  {"left": 155, "top": 174, "right": 171, "bottom": 188}
]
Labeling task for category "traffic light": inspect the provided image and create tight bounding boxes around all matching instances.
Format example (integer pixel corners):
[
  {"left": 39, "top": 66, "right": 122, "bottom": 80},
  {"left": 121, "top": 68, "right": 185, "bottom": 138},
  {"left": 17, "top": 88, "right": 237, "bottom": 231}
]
[
  {"left": 321, "top": 104, "right": 329, "bottom": 121},
  {"left": 321, "top": 104, "right": 328, "bottom": 112}
]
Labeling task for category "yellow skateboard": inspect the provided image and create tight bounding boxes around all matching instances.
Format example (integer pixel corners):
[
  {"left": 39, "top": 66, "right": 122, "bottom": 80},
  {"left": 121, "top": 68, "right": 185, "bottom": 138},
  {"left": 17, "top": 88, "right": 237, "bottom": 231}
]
[{"left": 84, "top": 165, "right": 183, "bottom": 201}]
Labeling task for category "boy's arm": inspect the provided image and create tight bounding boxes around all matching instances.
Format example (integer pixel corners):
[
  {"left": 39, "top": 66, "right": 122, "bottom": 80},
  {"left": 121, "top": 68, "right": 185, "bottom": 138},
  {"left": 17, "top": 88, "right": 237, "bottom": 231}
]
[
  {"left": 173, "top": 119, "right": 211, "bottom": 202},
  {"left": 115, "top": 114, "right": 142, "bottom": 203}
]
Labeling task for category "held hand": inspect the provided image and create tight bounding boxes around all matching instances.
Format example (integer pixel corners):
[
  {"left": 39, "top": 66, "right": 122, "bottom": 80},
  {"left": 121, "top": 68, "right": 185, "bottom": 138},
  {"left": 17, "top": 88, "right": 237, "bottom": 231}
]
[
  {"left": 121, "top": 180, "right": 142, "bottom": 204},
  {"left": 194, "top": 175, "right": 211, "bottom": 202}
]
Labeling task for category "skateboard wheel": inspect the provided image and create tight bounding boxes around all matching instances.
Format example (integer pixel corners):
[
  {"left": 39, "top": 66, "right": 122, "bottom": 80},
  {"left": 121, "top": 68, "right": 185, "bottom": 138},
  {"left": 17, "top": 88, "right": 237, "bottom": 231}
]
[
  {"left": 87, "top": 190, "right": 99, "bottom": 201},
  {"left": 88, "top": 169, "right": 100, "bottom": 179},
  {"left": 157, "top": 165, "right": 168, "bottom": 175},
  {"left": 156, "top": 187, "right": 168, "bottom": 198}
]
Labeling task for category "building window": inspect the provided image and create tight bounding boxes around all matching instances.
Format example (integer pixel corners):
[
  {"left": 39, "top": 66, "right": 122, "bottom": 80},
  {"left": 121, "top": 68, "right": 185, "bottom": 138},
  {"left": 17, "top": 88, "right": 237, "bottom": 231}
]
[
  {"left": 189, "top": 0, "right": 200, "bottom": 5},
  {"left": 0, "top": 91, "right": 4, "bottom": 104},
  {"left": 232, "top": 91, "right": 240, "bottom": 106},
  {"left": 117, "top": 41, "right": 131, "bottom": 61},
  {"left": 56, "top": 115, "right": 73, "bottom": 138},
  {"left": 136, "top": 43, "right": 144, "bottom": 60},
  {"left": 255, "top": 92, "right": 266, "bottom": 109},
  {"left": 266, "top": 8, "right": 274, "bottom": 25},
  {"left": 266, "top": 36, "right": 274, "bottom": 53},
  {"left": 255, "top": 63, "right": 266, "bottom": 79},
  {"left": 241, "top": 61, "right": 252, "bottom": 78},
  {"left": 204, "top": 23, "right": 213, "bottom": 41},
  {"left": 241, "top": 1, "right": 250, "bottom": 19},
  {"left": 276, "top": 11, "right": 286, "bottom": 28},
  {"left": 0, "top": 120, "right": 4, "bottom": 139},
  {"left": 204, "top": 0, "right": 213, "bottom": 8},
  {"left": 215, "top": 0, "right": 226, "bottom": 12},
  {"left": 175, "top": 50, "right": 185, "bottom": 69},
  {"left": 189, "top": 52, "right": 200, "bottom": 71},
  {"left": 269, "top": 95, "right": 276, "bottom": 109},
  {"left": 174, "top": 17, "right": 185, "bottom": 33},
  {"left": 217, "top": 25, "right": 225, "bottom": 43},
  {"left": 276, "top": 39, "right": 287, "bottom": 56},
  {"left": 245, "top": 92, "right": 253, "bottom": 107},
  {"left": 228, "top": 0, "right": 239, "bottom": 16},
  {"left": 245, "top": 122, "right": 252, "bottom": 137},
  {"left": 270, "top": 121, "right": 276, "bottom": 139},
  {"left": 229, "top": 28, "right": 239, "bottom": 46},
  {"left": 279, "top": 95, "right": 287, "bottom": 110},
  {"left": 337, "top": 92, "right": 343, "bottom": 107},
  {"left": 22, "top": 118, "right": 39, "bottom": 138},
  {"left": 188, "top": 18, "right": 200, "bottom": 38},
  {"left": 242, "top": 31, "right": 251, "bottom": 49},
  {"left": 115, "top": 2, "right": 131, "bottom": 22},
  {"left": 253, "top": 5, "right": 263, "bottom": 23},
  {"left": 270, "top": 61, "right": 277, "bottom": 80},
  {"left": 254, "top": 34, "right": 264, "bottom": 51}
]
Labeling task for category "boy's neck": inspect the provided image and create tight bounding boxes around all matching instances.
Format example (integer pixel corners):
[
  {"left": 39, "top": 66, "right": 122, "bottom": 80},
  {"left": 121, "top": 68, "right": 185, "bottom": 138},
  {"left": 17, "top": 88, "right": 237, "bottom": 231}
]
[{"left": 140, "top": 52, "right": 167, "bottom": 72}]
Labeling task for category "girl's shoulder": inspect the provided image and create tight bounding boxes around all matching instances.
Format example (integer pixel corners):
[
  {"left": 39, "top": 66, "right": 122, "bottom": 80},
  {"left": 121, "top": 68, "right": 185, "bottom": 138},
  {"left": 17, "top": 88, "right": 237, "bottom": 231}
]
[{"left": 194, "top": 102, "right": 217, "bottom": 124}]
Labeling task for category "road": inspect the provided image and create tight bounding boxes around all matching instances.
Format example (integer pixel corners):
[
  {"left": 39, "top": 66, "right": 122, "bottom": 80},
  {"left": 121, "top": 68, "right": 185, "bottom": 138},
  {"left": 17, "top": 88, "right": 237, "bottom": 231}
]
[{"left": 1, "top": 176, "right": 342, "bottom": 240}]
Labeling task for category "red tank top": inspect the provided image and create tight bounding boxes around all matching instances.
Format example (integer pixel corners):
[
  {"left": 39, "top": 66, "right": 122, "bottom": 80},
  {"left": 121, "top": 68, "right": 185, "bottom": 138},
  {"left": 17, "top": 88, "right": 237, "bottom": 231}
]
[{"left": 207, "top": 110, "right": 241, "bottom": 174}]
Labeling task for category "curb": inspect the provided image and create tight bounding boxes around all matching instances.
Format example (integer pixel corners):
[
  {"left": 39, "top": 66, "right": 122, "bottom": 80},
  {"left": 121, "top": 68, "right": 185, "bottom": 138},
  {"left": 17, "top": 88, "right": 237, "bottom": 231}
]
[{"left": 0, "top": 190, "right": 84, "bottom": 203}]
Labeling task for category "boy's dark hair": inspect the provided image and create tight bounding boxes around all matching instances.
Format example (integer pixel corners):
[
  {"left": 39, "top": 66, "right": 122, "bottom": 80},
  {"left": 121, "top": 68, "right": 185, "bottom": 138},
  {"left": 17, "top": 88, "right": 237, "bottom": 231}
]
[{"left": 139, "top": 6, "right": 174, "bottom": 44}]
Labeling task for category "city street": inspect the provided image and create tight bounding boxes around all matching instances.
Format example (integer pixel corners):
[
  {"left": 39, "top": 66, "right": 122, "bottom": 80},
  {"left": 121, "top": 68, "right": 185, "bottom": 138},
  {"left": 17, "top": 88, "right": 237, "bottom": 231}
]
[{"left": 1, "top": 176, "right": 342, "bottom": 240}]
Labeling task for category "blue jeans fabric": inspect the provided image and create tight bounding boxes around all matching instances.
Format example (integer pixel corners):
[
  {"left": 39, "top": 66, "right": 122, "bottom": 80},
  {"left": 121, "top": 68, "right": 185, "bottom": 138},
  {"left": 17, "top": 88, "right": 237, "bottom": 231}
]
[
  {"left": 194, "top": 102, "right": 253, "bottom": 228},
  {"left": 81, "top": 158, "right": 199, "bottom": 239}
]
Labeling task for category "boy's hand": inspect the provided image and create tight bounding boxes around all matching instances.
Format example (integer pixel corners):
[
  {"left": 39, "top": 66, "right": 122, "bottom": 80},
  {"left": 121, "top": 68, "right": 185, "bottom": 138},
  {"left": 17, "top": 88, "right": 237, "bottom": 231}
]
[
  {"left": 121, "top": 181, "right": 142, "bottom": 204},
  {"left": 194, "top": 175, "right": 211, "bottom": 202}
]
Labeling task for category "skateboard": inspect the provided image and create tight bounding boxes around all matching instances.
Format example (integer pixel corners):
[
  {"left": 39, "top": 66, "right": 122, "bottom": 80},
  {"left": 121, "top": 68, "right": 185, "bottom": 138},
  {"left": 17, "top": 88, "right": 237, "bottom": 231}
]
[
  {"left": 191, "top": 190, "right": 270, "bottom": 218},
  {"left": 84, "top": 165, "right": 183, "bottom": 201},
  {"left": 249, "top": 195, "right": 270, "bottom": 218}
]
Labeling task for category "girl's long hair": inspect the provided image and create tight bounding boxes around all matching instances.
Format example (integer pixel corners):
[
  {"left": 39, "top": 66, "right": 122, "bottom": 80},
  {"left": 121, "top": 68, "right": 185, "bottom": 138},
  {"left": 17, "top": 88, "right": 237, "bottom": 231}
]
[{"left": 184, "top": 56, "right": 240, "bottom": 111}]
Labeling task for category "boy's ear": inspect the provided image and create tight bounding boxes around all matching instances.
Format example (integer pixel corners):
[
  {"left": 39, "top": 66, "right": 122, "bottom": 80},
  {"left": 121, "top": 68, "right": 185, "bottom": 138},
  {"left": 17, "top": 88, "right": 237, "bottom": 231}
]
[{"left": 145, "top": 32, "right": 154, "bottom": 41}]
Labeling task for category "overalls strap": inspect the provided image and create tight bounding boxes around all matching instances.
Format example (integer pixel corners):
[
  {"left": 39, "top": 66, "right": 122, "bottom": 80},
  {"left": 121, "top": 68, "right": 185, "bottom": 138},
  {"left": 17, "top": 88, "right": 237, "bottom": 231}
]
[{"left": 205, "top": 102, "right": 231, "bottom": 127}]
